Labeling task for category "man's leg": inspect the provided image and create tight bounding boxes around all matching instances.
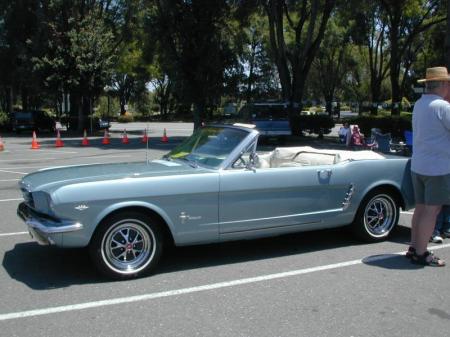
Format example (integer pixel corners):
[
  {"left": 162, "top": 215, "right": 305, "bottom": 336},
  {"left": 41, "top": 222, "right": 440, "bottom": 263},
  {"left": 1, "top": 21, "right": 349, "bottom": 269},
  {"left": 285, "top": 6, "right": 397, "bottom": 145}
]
[{"left": 412, "top": 204, "right": 442, "bottom": 255}]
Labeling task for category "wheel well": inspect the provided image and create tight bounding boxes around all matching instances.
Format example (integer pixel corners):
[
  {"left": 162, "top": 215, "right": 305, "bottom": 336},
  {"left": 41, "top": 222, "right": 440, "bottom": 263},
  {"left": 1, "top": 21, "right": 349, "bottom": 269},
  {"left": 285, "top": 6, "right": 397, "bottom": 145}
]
[
  {"left": 365, "top": 185, "right": 405, "bottom": 210},
  {"left": 94, "top": 206, "right": 175, "bottom": 246}
]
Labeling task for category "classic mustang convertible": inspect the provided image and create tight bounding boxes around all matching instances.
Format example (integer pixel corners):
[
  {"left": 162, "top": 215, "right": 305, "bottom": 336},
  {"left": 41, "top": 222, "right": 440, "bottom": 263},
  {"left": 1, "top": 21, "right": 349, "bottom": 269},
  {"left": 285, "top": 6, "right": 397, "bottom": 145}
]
[{"left": 17, "top": 124, "right": 414, "bottom": 279}]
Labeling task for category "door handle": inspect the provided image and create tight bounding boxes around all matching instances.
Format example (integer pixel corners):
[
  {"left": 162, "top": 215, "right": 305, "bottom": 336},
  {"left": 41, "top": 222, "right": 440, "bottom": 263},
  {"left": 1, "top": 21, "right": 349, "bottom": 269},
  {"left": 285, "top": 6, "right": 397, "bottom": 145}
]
[{"left": 317, "top": 169, "right": 332, "bottom": 179}]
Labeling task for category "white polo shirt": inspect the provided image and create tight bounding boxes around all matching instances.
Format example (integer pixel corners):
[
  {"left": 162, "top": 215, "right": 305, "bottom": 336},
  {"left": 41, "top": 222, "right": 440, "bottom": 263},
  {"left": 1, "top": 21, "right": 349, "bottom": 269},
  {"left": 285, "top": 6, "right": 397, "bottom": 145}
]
[{"left": 411, "top": 94, "right": 450, "bottom": 176}]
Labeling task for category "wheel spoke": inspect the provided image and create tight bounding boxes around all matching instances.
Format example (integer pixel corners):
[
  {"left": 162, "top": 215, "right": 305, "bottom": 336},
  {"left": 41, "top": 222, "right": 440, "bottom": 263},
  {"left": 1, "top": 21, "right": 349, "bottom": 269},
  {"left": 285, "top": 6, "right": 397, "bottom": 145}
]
[{"left": 111, "top": 238, "right": 126, "bottom": 248}]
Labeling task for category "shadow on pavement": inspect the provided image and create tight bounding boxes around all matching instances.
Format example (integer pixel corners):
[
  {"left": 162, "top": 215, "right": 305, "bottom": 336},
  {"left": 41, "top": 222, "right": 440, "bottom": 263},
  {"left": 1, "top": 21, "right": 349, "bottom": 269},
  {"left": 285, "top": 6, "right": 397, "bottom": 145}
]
[
  {"left": 362, "top": 254, "right": 420, "bottom": 270},
  {"left": 2, "top": 224, "right": 415, "bottom": 290}
]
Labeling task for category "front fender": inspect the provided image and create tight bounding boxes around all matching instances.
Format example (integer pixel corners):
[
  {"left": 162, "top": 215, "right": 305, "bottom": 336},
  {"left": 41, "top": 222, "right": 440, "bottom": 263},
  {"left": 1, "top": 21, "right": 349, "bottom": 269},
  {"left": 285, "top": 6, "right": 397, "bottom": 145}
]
[
  {"left": 61, "top": 201, "right": 176, "bottom": 248},
  {"left": 93, "top": 200, "right": 176, "bottom": 235}
]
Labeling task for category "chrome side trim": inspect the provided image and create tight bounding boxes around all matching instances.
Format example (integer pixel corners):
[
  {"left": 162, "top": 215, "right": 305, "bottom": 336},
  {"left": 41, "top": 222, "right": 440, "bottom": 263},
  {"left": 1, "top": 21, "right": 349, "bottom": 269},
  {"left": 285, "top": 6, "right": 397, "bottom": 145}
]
[
  {"left": 220, "top": 208, "right": 343, "bottom": 226},
  {"left": 342, "top": 183, "right": 355, "bottom": 210}
]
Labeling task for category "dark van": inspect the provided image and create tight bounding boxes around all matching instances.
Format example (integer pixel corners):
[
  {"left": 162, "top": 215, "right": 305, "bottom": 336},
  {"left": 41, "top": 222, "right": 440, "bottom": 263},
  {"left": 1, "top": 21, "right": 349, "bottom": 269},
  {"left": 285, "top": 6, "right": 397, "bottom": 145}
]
[
  {"left": 238, "top": 102, "right": 292, "bottom": 138},
  {"left": 12, "top": 110, "right": 55, "bottom": 133}
]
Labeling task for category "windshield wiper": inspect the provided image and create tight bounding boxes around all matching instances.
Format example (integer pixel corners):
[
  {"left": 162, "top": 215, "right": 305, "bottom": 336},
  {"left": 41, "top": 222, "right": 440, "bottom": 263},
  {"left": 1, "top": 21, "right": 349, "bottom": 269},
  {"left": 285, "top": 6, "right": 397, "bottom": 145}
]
[{"left": 178, "top": 157, "right": 198, "bottom": 168}]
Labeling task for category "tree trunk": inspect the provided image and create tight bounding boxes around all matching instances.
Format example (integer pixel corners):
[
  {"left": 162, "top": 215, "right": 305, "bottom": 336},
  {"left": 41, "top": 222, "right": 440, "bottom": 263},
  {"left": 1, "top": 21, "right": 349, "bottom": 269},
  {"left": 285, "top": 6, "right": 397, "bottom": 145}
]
[
  {"left": 193, "top": 101, "right": 205, "bottom": 130},
  {"left": 21, "top": 88, "right": 28, "bottom": 111},
  {"left": 77, "top": 96, "right": 84, "bottom": 133},
  {"left": 7, "top": 86, "right": 13, "bottom": 115}
]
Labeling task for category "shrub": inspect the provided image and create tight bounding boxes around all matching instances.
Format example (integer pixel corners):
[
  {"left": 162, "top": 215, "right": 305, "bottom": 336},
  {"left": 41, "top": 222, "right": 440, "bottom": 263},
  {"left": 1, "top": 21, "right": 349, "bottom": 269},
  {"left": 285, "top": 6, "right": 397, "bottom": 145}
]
[
  {"left": 348, "top": 115, "right": 412, "bottom": 139},
  {"left": 117, "top": 113, "right": 134, "bottom": 123},
  {"left": 0, "top": 110, "right": 11, "bottom": 131},
  {"left": 291, "top": 114, "right": 335, "bottom": 136}
]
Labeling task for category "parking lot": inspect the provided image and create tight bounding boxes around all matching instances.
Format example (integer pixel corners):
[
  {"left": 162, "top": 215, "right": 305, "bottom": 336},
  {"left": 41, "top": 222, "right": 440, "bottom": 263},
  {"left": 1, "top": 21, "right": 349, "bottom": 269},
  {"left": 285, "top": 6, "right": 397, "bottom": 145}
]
[{"left": 0, "top": 123, "right": 449, "bottom": 337}]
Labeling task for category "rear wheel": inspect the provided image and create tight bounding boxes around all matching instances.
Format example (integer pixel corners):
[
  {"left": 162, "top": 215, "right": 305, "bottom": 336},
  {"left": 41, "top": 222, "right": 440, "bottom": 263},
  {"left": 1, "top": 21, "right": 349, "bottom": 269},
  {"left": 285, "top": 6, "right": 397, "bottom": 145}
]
[
  {"left": 351, "top": 190, "right": 399, "bottom": 242},
  {"left": 90, "top": 211, "right": 164, "bottom": 279}
]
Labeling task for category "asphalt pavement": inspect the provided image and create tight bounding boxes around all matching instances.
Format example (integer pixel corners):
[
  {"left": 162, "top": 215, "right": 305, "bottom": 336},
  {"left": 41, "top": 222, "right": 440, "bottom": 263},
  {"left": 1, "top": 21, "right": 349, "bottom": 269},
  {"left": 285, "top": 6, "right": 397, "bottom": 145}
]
[{"left": 0, "top": 123, "right": 449, "bottom": 337}]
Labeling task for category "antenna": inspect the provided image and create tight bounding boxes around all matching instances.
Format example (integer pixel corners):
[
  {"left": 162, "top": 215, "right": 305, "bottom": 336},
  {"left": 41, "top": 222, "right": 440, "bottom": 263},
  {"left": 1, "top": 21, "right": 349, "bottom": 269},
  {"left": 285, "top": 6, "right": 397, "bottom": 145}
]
[{"left": 146, "top": 125, "right": 149, "bottom": 164}]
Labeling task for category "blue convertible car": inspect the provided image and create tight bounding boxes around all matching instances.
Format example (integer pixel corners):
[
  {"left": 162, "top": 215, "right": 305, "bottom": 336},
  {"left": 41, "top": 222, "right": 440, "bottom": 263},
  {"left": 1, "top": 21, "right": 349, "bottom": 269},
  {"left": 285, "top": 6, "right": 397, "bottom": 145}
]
[{"left": 17, "top": 124, "right": 414, "bottom": 279}]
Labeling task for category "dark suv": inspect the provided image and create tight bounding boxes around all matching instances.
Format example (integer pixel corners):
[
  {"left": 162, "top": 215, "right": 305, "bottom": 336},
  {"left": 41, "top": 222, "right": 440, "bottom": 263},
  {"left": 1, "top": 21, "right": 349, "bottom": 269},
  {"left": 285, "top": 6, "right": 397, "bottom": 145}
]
[{"left": 12, "top": 110, "right": 55, "bottom": 133}]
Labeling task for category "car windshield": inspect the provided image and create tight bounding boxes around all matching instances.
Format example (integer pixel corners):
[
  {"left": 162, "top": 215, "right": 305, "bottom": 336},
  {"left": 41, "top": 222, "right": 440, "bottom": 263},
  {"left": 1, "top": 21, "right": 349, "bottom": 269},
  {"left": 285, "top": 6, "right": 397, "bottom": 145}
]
[{"left": 166, "top": 126, "right": 249, "bottom": 168}]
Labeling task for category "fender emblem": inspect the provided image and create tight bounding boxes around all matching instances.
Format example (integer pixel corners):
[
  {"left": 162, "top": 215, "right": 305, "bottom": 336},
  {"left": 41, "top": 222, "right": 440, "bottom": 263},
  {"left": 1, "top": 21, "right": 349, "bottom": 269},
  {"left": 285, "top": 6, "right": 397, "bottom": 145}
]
[
  {"left": 179, "top": 212, "right": 202, "bottom": 224},
  {"left": 75, "top": 204, "right": 89, "bottom": 211}
]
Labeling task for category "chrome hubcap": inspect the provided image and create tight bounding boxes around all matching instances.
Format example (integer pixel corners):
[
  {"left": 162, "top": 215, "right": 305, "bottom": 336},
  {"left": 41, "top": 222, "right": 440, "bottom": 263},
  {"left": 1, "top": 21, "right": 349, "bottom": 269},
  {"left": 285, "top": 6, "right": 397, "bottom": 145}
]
[
  {"left": 102, "top": 220, "right": 155, "bottom": 274},
  {"left": 364, "top": 195, "right": 396, "bottom": 237}
]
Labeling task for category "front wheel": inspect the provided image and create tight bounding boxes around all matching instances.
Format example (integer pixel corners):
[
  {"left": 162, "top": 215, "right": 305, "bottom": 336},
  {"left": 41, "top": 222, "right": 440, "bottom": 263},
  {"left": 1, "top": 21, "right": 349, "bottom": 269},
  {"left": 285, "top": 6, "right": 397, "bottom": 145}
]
[
  {"left": 351, "top": 191, "right": 399, "bottom": 242},
  {"left": 90, "top": 211, "right": 164, "bottom": 280}
]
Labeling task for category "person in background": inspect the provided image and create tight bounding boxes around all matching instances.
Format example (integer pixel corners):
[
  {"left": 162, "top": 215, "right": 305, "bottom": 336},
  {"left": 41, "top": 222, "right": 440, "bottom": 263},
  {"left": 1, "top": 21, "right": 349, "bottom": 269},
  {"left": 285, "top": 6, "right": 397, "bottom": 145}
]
[
  {"left": 350, "top": 125, "right": 364, "bottom": 148},
  {"left": 338, "top": 122, "right": 351, "bottom": 146},
  {"left": 407, "top": 66, "right": 450, "bottom": 267},
  {"left": 430, "top": 205, "right": 450, "bottom": 243}
]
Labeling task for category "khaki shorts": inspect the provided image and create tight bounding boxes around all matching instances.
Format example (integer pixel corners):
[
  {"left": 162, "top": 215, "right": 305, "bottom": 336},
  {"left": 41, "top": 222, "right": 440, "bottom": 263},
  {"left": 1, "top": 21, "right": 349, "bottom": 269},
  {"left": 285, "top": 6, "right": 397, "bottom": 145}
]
[{"left": 411, "top": 172, "right": 450, "bottom": 205}]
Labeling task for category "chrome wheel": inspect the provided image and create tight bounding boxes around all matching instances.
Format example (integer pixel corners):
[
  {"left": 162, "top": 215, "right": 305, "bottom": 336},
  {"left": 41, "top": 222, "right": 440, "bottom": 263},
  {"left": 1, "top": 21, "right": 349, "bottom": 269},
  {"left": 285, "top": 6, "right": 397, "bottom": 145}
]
[
  {"left": 351, "top": 190, "right": 399, "bottom": 242},
  {"left": 101, "top": 220, "right": 155, "bottom": 274},
  {"left": 91, "top": 211, "right": 164, "bottom": 279},
  {"left": 363, "top": 194, "right": 397, "bottom": 237}
]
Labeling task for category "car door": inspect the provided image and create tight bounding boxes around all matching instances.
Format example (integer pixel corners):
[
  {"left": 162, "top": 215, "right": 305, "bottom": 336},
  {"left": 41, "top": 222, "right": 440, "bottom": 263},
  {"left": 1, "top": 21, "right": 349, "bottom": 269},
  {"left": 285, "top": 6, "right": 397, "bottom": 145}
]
[{"left": 218, "top": 164, "right": 351, "bottom": 234}]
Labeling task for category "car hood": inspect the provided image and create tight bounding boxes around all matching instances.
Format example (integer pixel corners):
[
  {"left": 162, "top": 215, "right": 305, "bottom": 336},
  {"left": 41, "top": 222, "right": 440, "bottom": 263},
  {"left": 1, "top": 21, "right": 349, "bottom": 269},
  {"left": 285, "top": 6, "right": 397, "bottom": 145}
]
[{"left": 20, "top": 160, "right": 210, "bottom": 192}]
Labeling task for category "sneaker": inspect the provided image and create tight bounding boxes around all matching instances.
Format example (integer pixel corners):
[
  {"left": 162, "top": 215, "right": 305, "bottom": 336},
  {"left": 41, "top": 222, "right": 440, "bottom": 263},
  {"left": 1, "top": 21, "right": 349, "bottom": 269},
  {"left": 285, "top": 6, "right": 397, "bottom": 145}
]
[
  {"left": 443, "top": 231, "right": 450, "bottom": 239},
  {"left": 430, "top": 235, "right": 444, "bottom": 244}
]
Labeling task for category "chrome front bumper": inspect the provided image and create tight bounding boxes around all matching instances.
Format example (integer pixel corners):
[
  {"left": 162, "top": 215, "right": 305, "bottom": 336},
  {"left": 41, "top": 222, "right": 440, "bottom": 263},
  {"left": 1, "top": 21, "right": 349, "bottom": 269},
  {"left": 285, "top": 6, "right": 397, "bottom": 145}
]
[{"left": 17, "top": 202, "right": 84, "bottom": 245}]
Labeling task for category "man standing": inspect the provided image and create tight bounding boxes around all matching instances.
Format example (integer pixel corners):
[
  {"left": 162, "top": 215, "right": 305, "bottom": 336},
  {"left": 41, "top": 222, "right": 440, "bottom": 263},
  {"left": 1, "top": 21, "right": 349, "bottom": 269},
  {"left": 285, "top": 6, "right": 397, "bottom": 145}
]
[{"left": 408, "top": 66, "right": 450, "bottom": 266}]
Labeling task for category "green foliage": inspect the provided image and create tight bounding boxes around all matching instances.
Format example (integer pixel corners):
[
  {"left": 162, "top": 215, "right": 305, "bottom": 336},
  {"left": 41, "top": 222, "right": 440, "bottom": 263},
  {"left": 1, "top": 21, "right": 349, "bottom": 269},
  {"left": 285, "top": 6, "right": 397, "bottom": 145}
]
[
  {"left": 117, "top": 113, "right": 134, "bottom": 123},
  {"left": 0, "top": 0, "right": 449, "bottom": 124},
  {"left": 0, "top": 109, "right": 9, "bottom": 127},
  {"left": 95, "top": 96, "right": 120, "bottom": 118},
  {"left": 348, "top": 116, "right": 412, "bottom": 139},
  {"left": 291, "top": 114, "right": 335, "bottom": 136}
]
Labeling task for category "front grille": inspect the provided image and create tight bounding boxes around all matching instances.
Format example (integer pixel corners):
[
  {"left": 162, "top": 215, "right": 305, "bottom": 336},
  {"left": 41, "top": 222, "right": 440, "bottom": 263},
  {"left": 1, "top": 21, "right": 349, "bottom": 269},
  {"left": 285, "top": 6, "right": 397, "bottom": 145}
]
[{"left": 21, "top": 188, "right": 34, "bottom": 208}]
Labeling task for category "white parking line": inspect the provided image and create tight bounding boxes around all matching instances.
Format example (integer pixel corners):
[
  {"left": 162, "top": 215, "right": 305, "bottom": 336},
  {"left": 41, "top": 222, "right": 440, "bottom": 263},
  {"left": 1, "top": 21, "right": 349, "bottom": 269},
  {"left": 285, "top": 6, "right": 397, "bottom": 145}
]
[
  {"left": 0, "top": 198, "right": 23, "bottom": 202},
  {"left": 1, "top": 243, "right": 449, "bottom": 321},
  {"left": 0, "top": 179, "right": 20, "bottom": 182},
  {"left": 0, "top": 158, "right": 56, "bottom": 162},
  {"left": 0, "top": 169, "right": 28, "bottom": 175},
  {"left": 27, "top": 150, "right": 78, "bottom": 154},
  {"left": 0, "top": 231, "right": 28, "bottom": 237},
  {"left": 0, "top": 166, "right": 43, "bottom": 170}
]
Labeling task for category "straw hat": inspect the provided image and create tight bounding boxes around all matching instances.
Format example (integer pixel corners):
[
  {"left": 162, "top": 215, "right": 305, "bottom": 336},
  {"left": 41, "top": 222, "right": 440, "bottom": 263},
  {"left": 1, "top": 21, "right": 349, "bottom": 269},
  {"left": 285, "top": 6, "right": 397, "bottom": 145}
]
[{"left": 417, "top": 66, "right": 450, "bottom": 83}]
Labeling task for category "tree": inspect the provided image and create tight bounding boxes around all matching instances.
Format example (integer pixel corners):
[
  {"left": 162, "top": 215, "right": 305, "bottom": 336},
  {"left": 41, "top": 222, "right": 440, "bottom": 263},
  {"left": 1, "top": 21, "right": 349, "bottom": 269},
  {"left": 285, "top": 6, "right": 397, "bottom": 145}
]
[
  {"left": 236, "top": 12, "right": 280, "bottom": 102},
  {"left": 309, "top": 14, "right": 354, "bottom": 117},
  {"left": 31, "top": 0, "right": 139, "bottom": 130},
  {"left": 348, "top": 1, "right": 390, "bottom": 115},
  {"left": 110, "top": 40, "right": 151, "bottom": 115},
  {"left": 380, "top": 0, "right": 446, "bottom": 115},
  {"left": 148, "top": 0, "right": 238, "bottom": 128},
  {"left": 263, "top": 0, "right": 336, "bottom": 113},
  {"left": 0, "top": 0, "right": 44, "bottom": 113}
]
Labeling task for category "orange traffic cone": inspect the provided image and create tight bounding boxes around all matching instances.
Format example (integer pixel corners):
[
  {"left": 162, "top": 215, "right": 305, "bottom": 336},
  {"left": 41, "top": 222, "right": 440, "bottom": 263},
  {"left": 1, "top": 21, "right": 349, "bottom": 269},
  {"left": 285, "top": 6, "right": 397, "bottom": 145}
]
[
  {"left": 121, "top": 129, "right": 129, "bottom": 144},
  {"left": 0, "top": 136, "right": 4, "bottom": 152},
  {"left": 55, "top": 130, "right": 64, "bottom": 147},
  {"left": 81, "top": 129, "right": 89, "bottom": 146},
  {"left": 141, "top": 129, "right": 149, "bottom": 143},
  {"left": 102, "top": 129, "right": 110, "bottom": 145},
  {"left": 161, "top": 128, "right": 169, "bottom": 143},
  {"left": 31, "top": 131, "right": 40, "bottom": 149}
]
